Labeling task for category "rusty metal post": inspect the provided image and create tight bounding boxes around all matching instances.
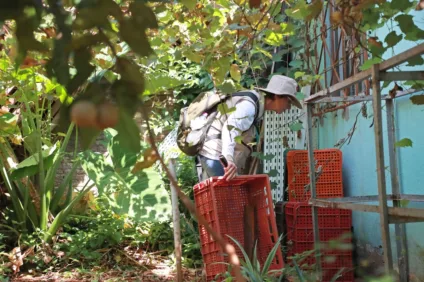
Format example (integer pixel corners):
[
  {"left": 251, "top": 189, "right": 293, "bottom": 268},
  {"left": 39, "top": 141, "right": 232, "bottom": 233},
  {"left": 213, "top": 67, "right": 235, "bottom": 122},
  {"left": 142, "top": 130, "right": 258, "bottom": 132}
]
[
  {"left": 386, "top": 98, "right": 409, "bottom": 281},
  {"left": 371, "top": 64, "right": 394, "bottom": 273},
  {"left": 306, "top": 102, "right": 322, "bottom": 278},
  {"left": 168, "top": 159, "right": 183, "bottom": 282}
]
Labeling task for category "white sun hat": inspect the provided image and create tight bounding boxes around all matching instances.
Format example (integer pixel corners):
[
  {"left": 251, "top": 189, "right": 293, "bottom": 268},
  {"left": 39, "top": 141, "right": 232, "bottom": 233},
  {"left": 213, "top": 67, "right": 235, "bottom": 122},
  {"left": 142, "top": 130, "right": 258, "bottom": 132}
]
[{"left": 256, "top": 75, "right": 303, "bottom": 109}]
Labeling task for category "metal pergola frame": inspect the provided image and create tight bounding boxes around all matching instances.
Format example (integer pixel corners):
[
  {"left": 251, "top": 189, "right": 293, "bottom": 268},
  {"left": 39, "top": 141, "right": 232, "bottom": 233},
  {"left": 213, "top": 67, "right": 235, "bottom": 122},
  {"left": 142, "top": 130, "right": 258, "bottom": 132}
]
[{"left": 304, "top": 43, "right": 424, "bottom": 281}]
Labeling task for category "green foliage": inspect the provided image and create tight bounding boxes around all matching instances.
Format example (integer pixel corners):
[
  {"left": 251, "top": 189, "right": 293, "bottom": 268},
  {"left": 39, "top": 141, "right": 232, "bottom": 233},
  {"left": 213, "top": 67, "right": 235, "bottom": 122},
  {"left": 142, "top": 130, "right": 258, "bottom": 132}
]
[
  {"left": 0, "top": 113, "right": 19, "bottom": 137},
  {"left": 0, "top": 234, "right": 11, "bottom": 277},
  {"left": 81, "top": 129, "right": 172, "bottom": 223},
  {"left": 9, "top": 143, "right": 58, "bottom": 180},
  {"left": 15, "top": 206, "right": 143, "bottom": 270},
  {"left": 0, "top": 122, "right": 83, "bottom": 242},
  {"left": 55, "top": 209, "right": 128, "bottom": 262}
]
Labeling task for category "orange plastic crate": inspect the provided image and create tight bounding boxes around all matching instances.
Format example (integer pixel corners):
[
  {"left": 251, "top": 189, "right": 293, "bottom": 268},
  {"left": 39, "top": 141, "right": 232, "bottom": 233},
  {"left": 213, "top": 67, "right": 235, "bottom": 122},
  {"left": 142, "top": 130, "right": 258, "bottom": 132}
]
[
  {"left": 287, "top": 149, "right": 343, "bottom": 201},
  {"left": 193, "top": 175, "right": 283, "bottom": 281}
]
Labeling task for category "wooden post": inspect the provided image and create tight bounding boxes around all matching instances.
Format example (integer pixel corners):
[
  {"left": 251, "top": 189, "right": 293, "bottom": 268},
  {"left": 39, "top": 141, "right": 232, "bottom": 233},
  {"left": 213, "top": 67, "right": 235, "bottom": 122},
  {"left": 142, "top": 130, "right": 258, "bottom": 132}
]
[
  {"left": 371, "top": 64, "right": 394, "bottom": 272},
  {"left": 168, "top": 159, "right": 183, "bottom": 282}
]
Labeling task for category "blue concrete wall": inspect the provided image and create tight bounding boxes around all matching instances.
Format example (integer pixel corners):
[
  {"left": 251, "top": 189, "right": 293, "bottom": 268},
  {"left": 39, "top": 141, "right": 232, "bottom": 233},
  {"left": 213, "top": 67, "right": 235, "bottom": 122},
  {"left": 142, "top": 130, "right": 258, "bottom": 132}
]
[{"left": 317, "top": 9, "right": 424, "bottom": 278}]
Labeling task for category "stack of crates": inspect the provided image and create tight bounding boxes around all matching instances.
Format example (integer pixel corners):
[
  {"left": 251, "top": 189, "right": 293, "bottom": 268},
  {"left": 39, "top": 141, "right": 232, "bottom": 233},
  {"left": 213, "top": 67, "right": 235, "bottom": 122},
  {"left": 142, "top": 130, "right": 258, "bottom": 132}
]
[
  {"left": 285, "top": 149, "right": 354, "bottom": 281},
  {"left": 194, "top": 175, "right": 283, "bottom": 281}
]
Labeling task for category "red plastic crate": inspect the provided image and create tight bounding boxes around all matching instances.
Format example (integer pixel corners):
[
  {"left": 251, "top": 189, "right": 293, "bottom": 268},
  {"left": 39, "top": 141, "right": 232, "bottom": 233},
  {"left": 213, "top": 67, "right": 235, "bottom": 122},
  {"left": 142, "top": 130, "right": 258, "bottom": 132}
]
[
  {"left": 285, "top": 202, "right": 352, "bottom": 229},
  {"left": 288, "top": 183, "right": 344, "bottom": 202},
  {"left": 287, "top": 242, "right": 354, "bottom": 282},
  {"left": 193, "top": 175, "right": 283, "bottom": 281},
  {"left": 283, "top": 202, "right": 354, "bottom": 282},
  {"left": 288, "top": 171, "right": 343, "bottom": 184},
  {"left": 287, "top": 251, "right": 353, "bottom": 268},
  {"left": 322, "top": 268, "right": 355, "bottom": 282},
  {"left": 287, "top": 237, "right": 354, "bottom": 266},
  {"left": 287, "top": 149, "right": 343, "bottom": 172},
  {"left": 287, "top": 149, "right": 343, "bottom": 201},
  {"left": 286, "top": 227, "right": 352, "bottom": 243}
]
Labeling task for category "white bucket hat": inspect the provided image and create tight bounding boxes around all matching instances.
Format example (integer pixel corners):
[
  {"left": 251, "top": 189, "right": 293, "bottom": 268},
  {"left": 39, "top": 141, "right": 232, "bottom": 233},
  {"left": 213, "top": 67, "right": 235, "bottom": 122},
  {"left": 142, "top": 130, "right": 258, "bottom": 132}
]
[{"left": 257, "top": 75, "right": 303, "bottom": 109}]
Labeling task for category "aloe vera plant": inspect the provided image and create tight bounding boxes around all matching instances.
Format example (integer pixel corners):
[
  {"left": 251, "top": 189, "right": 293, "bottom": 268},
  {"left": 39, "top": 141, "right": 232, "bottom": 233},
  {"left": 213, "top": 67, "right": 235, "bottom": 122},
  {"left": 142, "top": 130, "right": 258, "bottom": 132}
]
[
  {"left": 0, "top": 121, "right": 91, "bottom": 242},
  {"left": 211, "top": 234, "right": 285, "bottom": 282}
]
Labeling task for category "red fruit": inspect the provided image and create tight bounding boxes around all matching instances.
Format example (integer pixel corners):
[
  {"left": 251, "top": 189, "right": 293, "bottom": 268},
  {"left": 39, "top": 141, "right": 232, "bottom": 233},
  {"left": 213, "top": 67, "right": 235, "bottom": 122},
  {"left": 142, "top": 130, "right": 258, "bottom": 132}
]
[
  {"left": 96, "top": 103, "right": 119, "bottom": 130},
  {"left": 70, "top": 100, "right": 97, "bottom": 128}
]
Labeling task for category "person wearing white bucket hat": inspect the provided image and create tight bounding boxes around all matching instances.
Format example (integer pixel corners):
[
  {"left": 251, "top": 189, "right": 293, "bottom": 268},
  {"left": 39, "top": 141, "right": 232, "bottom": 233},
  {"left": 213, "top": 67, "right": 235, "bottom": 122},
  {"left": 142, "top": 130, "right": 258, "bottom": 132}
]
[
  {"left": 197, "top": 74, "right": 303, "bottom": 181},
  {"left": 256, "top": 74, "right": 303, "bottom": 112}
]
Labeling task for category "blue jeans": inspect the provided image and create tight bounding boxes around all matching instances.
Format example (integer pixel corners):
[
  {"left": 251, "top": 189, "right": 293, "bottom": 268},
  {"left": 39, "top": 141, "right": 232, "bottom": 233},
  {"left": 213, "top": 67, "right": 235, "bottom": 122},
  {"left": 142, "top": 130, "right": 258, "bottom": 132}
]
[{"left": 198, "top": 155, "right": 225, "bottom": 180}]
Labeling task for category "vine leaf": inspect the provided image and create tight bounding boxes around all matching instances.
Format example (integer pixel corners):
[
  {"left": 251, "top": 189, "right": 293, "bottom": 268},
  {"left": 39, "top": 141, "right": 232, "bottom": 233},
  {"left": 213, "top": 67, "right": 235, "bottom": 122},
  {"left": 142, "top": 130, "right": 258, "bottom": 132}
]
[
  {"left": 129, "top": 2, "right": 158, "bottom": 29},
  {"left": 305, "top": 0, "right": 323, "bottom": 22},
  {"left": 66, "top": 48, "right": 95, "bottom": 95},
  {"left": 73, "top": 0, "right": 121, "bottom": 30},
  {"left": 113, "top": 111, "right": 142, "bottom": 154},
  {"left": 395, "top": 138, "right": 413, "bottom": 148},
  {"left": 251, "top": 152, "right": 275, "bottom": 161},
  {"left": 116, "top": 58, "right": 145, "bottom": 95},
  {"left": 268, "top": 169, "right": 279, "bottom": 177},
  {"left": 395, "top": 14, "right": 424, "bottom": 41},
  {"left": 296, "top": 92, "right": 305, "bottom": 100},
  {"left": 400, "top": 199, "right": 410, "bottom": 207},
  {"left": 119, "top": 19, "right": 152, "bottom": 57},
  {"left": 410, "top": 95, "right": 424, "bottom": 105},
  {"left": 183, "top": 51, "right": 203, "bottom": 63},
  {"left": 390, "top": 0, "right": 412, "bottom": 11},
  {"left": 218, "top": 79, "right": 237, "bottom": 94},
  {"left": 264, "top": 31, "right": 285, "bottom": 46},
  {"left": 217, "top": 102, "right": 236, "bottom": 115},
  {"left": 384, "top": 31, "right": 403, "bottom": 48},
  {"left": 285, "top": 1, "right": 310, "bottom": 20},
  {"left": 289, "top": 60, "right": 303, "bottom": 69},
  {"left": 360, "top": 57, "right": 382, "bottom": 71},
  {"left": 180, "top": 0, "right": 196, "bottom": 10},
  {"left": 289, "top": 122, "right": 303, "bottom": 132},
  {"left": 407, "top": 55, "right": 424, "bottom": 67},
  {"left": 235, "top": 136, "right": 243, "bottom": 144},
  {"left": 230, "top": 64, "right": 241, "bottom": 82}
]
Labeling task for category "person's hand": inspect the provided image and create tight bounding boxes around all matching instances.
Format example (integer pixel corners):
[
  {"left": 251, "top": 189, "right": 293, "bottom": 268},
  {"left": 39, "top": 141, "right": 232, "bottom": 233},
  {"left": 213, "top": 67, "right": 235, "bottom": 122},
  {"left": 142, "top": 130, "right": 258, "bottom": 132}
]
[{"left": 223, "top": 160, "right": 237, "bottom": 181}]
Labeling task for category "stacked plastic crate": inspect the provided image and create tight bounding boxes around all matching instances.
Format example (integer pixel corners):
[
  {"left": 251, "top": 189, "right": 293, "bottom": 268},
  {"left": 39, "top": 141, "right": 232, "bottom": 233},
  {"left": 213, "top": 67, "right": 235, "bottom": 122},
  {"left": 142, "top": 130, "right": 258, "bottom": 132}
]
[
  {"left": 194, "top": 175, "right": 283, "bottom": 281},
  {"left": 285, "top": 149, "right": 354, "bottom": 281}
]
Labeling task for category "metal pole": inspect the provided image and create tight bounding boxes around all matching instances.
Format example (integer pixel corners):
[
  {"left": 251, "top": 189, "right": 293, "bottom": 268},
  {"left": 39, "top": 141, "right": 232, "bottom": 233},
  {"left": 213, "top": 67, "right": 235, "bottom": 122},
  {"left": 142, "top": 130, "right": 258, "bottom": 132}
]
[
  {"left": 306, "top": 102, "right": 322, "bottom": 278},
  {"left": 386, "top": 99, "right": 409, "bottom": 281},
  {"left": 168, "top": 159, "right": 183, "bottom": 282},
  {"left": 371, "top": 64, "right": 394, "bottom": 272}
]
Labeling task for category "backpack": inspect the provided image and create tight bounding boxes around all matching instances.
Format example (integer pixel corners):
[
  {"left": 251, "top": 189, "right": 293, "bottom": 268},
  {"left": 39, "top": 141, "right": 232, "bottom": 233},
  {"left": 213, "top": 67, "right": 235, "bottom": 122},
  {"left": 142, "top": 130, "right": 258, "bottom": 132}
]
[{"left": 177, "top": 90, "right": 260, "bottom": 156}]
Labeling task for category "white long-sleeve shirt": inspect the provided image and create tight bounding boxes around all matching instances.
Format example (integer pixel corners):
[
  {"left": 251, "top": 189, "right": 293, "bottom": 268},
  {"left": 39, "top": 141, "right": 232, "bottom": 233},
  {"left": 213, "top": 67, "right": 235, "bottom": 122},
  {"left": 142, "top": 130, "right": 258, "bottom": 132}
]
[
  {"left": 221, "top": 100, "right": 256, "bottom": 161},
  {"left": 199, "top": 92, "right": 263, "bottom": 165}
]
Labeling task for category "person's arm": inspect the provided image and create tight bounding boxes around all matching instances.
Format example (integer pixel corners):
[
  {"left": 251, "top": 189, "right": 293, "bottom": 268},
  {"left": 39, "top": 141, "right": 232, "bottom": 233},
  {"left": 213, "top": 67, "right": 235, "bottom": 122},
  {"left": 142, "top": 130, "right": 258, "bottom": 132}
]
[{"left": 221, "top": 100, "right": 256, "bottom": 180}]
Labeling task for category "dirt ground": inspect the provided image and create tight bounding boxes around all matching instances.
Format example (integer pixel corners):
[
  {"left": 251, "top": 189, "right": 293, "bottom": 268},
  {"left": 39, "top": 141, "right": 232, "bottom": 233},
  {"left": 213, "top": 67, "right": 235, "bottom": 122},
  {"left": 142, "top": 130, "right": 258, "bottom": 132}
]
[
  {"left": 4, "top": 250, "right": 204, "bottom": 282},
  {"left": 10, "top": 266, "right": 203, "bottom": 282}
]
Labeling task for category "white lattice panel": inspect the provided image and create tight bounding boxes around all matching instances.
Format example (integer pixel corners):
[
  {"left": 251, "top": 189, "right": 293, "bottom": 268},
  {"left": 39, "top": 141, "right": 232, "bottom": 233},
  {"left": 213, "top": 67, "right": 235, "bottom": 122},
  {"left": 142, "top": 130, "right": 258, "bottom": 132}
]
[
  {"left": 264, "top": 108, "right": 302, "bottom": 202},
  {"left": 158, "top": 127, "right": 181, "bottom": 161}
]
